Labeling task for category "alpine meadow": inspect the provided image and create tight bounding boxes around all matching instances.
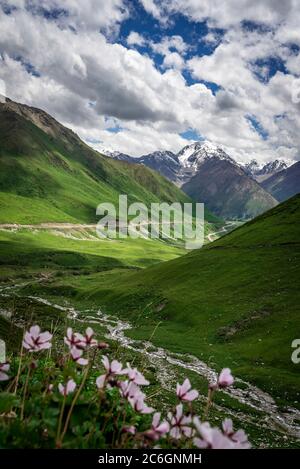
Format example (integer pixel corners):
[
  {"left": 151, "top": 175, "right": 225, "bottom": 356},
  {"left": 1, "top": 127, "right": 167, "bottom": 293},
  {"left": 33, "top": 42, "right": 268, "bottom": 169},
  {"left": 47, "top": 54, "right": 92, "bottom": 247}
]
[{"left": 0, "top": 0, "right": 300, "bottom": 458}]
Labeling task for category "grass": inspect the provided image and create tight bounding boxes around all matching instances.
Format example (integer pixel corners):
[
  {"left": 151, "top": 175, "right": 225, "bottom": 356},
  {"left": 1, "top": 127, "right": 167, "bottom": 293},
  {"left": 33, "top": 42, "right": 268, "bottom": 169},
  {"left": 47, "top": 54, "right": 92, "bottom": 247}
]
[
  {"left": 20, "top": 195, "right": 300, "bottom": 410},
  {"left": 0, "top": 106, "right": 220, "bottom": 229},
  {"left": 0, "top": 101, "right": 299, "bottom": 447},
  {"left": 0, "top": 228, "right": 186, "bottom": 272},
  {"left": 1, "top": 296, "right": 298, "bottom": 448}
]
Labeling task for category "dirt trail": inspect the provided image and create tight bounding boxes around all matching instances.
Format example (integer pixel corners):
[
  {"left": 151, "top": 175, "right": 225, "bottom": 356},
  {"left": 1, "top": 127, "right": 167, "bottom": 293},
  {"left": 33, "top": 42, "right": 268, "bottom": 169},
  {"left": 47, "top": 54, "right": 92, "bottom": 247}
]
[
  {"left": 0, "top": 221, "right": 235, "bottom": 245},
  {"left": 207, "top": 221, "right": 238, "bottom": 242}
]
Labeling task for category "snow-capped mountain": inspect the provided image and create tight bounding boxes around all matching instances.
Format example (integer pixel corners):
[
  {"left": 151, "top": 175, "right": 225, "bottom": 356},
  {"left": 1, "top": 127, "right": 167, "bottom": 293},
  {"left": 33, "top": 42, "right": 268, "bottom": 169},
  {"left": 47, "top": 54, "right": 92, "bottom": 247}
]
[
  {"left": 139, "top": 150, "right": 179, "bottom": 165},
  {"left": 102, "top": 141, "right": 236, "bottom": 174},
  {"left": 243, "top": 158, "right": 293, "bottom": 182},
  {"left": 261, "top": 159, "right": 291, "bottom": 175},
  {"left": 178, "top": 141, "right": 235, "bottom": 169},
  {"left": 138, "top": 151, "right": 180, "bottom": 182},
  {"left": 101, "top": 148, "right": 180, "bottom": 181},
  {"left": 261, "top": 160, "right": 300, "bottom": 202},
  {"left": 100, "top": 141, "right": 280, "bottom": 219},
  {"left": 243, "top": 159, "right": 264, "bottom": 177}
]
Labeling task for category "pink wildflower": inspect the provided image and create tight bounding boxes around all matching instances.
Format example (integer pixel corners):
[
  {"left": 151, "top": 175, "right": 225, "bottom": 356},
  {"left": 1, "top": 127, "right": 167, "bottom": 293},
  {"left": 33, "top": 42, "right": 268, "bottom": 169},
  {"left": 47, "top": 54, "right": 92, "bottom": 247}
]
[
  {"left": 176, "top": 378, "right": 199, "bottom": 402},
  {"left": 119, "top": 380, "right": 153, "bottom": 414},
  {"left": 209, "top": 368, "right": 235, "bottom": 390},
  {"left": 70, "top": 347, "right": 88, "bottom": 366},
  {"left": 124, "top": 363, "right": 149, "bottom": 386},
  {"left": 144, "top": 412, "right": 170, "bottom": 441},
  {"left": 23, "top": 325, "right": 52, "bottom": 352},
  {"left": 0, "top": 363, "right": 10, "bottom": 381},
  {"left": 119, "top": 381, "right": 140, "bottom": 400},
  {"left": 218, "top": 368, "right": 234, "bottom": 388},
  {"left": 58, "top": 379, "right": 76, "bottom": 396},
  {"left": 222, "top": 418, "right": 251, "bottom": 449},
  {"left": 96, "top": 356, "right": 126, "bottom": 389},
  {"left": 64, "top": 327, "right": 82, "bottom": 349},
  {"left": 168, "top": 404, "right": 192, "bottom": 439},
  {"left": 75, "top": 327, "right": 98, "bottom": 348},
  {"left": 193, "top": 419, "right": 234, "bottom": 449},
  {"left": 128, "top": 393, "right": 154, "bottom": 414},
  {"left": 122, "top": 425, "right": 136, "bottom": 435}
]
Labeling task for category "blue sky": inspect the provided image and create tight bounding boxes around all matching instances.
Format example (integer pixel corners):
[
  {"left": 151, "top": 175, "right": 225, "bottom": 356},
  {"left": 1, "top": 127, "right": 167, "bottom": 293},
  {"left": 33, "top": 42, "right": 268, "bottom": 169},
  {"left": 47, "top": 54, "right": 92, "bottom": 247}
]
[{"left": 0, "top": 0, "right": 299, "bottom": 163}]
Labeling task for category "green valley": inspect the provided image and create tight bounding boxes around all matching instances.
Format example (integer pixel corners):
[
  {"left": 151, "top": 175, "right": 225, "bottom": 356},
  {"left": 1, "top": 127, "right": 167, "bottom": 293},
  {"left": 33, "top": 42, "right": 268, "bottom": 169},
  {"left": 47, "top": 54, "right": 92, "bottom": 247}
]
[
  {"left": 17, "top": 195, "right": 300, "bottom": 409},
  {"left": 0, "top": 99, "right": 299, "bottom": 449}
]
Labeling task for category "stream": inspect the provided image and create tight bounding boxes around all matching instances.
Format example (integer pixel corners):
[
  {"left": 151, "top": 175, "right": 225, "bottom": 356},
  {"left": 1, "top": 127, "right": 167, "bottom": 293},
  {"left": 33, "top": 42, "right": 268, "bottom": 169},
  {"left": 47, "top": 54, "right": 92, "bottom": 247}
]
[{"left": 1, "top": 282, "right": 300, "bottom": 440}]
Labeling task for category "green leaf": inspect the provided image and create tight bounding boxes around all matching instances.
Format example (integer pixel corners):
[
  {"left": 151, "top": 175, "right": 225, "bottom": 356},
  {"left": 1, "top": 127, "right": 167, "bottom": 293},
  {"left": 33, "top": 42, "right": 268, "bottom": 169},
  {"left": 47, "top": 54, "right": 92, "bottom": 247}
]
[{"left": 0, "top": 392, "right": 20, "bottom": 413}]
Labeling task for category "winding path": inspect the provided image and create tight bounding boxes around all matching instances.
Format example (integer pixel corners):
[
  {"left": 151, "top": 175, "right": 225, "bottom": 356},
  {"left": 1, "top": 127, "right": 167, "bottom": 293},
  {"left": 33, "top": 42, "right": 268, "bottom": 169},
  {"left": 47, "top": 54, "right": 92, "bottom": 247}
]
[{"left": 207, "top": 221, "right": 238, "bottom": 242}]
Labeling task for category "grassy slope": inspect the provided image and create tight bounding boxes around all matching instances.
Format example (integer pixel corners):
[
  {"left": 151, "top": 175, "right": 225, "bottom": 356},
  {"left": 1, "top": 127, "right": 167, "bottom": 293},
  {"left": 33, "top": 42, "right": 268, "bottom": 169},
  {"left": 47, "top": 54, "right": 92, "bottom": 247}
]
[
  {"left": 59, "top": 195, "right": 300, "bottom": 405},
  {"left": 0, "top": 227, "right": 186, "bottom": 352},
  {"left": 261, "top": 161, "right": 300, "bottom": 203},
  {"left": 0, "top": 105, "right": 218, "bottom": 226},
  {"left": 0, "top": 228, "right": 186, "bottom": 273},
  {"left": 182, "top": 158, "right": 278, "bottom": 220}
]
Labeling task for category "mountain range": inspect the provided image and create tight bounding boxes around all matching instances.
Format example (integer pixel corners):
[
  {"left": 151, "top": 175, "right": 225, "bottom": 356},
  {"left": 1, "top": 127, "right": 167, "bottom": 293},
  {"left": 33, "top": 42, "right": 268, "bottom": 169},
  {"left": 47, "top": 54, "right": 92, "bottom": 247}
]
[
  {"left": 243, "top": 158, "right": 293, "bottom": 182},
  {"left": 2, "top": 96, "right": 298, "bottom": 224},
  {"left": 102, "top": 142, "right": 279, "bottom": 219},
  {"left": 103, "top": 142, "right": 300, "bottom": 219},
  {"left": 261, "top": 160, "right": 300, "bottom": 202}
]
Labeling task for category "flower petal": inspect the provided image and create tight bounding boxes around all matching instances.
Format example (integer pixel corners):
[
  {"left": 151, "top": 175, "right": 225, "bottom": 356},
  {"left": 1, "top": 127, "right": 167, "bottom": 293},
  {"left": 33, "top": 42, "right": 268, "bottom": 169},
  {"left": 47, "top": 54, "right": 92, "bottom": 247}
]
[
  {"left": 184, "top": 389, "right": 199, "bottom": 401},
  {"left": 38, "top": 331, "right": 52, "bottom": 343},
  {"left": 38, "top": 342, "right": 52, "bottom": 351},
  {"left": 29, "top": 325, "right": 40, "bottom": 339},
  {"left": 96, "top": 374, "right": 106, "bottom": 389}
]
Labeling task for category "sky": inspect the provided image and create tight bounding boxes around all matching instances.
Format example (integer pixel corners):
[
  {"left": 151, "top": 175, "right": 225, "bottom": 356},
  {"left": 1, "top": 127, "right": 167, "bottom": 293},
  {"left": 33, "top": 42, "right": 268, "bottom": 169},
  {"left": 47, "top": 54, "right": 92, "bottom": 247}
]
[{"left": 0, "top": 0, "right": 300, "bottom": 163}]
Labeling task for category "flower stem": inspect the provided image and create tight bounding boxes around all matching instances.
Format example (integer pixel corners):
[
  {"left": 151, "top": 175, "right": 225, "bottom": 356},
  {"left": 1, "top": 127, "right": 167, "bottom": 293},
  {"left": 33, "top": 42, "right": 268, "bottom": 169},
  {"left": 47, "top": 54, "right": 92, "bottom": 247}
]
[
  {"left": 203, "top": 388, "right": 214, "bottom": 420},
  {"left": 59, "top": 365, "right": 90, "bottom": 446},
  {"left": 14, "top": 338, "right": 24, "bottom": 395},
  {"left": 56, "top": 394, "right": 66, "bottom": 447},
  {"left": 20, "top": 365, "right": 31, "bottom": 420}
]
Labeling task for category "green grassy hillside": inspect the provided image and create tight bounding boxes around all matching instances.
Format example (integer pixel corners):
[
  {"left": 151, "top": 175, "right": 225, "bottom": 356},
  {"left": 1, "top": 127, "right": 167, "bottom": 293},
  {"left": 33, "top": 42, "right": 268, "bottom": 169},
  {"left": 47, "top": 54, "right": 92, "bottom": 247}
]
[
  {"left": 57, "top": 195, "right": 299, "bottom": 405},
  {"left": 1, "top": 101, "right": 214, "bottom": 224}
]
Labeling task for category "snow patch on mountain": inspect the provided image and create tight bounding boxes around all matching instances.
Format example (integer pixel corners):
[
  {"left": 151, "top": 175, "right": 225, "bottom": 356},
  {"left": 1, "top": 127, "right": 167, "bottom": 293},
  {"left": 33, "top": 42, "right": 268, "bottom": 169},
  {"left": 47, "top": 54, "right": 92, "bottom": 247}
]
[
  {"left": 139, "top": 150, "right": 179, "bottom": 165},
  {"left": 100, "top": 149, "right": 134, "bottom": 162},
  {"left": 100, "top": 143, "right": 295, "bottom": 187},
  {"left": 243, "top": 158, "right": 294, "bottom": 181},
  {"left": 177, "top": 141, "right": 235, "bottom": 169}
]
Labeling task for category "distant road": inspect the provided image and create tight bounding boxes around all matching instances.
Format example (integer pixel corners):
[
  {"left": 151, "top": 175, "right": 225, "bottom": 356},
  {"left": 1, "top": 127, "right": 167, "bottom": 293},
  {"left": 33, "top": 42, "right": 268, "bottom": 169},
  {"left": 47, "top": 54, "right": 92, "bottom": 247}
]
[
  {"left": 0, "top": 221, "right": 239, "bottom": 243},
  {"left": 207, "top": 221, "right": 239, "bottom": 242}
]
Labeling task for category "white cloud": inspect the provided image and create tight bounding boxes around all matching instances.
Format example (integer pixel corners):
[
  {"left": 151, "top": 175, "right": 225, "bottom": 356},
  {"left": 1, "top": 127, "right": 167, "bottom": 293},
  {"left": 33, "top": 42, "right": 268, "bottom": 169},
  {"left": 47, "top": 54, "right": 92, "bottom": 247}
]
[
  {"left": 127, "top": 31, "right": 146, "bottom": 47},
  {"left": 141, "top": 0, "right": 296, "bottom": 29},
  {"left": 162, "top": 52, "right": 185, "bottom": 70},
  {"left": 149, "top": 35, "right": 188, "bottom": 70},
  {"left": 138, "top": 0, "right": 164, "bottom": 22},
  {"left": 0, "top": 0, "right": 299, "bottom": 163},
  {"left": 150, "top": 35, "right": 188, "bottom": 55},
  {"left": 17, "top": 0, "right": 129, "bottom": 33}
]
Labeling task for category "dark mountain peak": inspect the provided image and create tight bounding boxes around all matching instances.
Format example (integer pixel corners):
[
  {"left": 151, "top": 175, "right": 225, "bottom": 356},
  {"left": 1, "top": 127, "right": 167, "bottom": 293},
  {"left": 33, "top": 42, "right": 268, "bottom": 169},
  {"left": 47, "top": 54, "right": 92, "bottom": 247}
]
[
  {"left": 243, "top": 158, "right": 293, "bottom": 181},
  {"left": 261, "top": 160, "right": 300, "bottom": 202},
  {"left": 0, "top": 96, "right": 81, "bottom": 151},
  {"left": 177, "top": 140, "right": 235, "bottom": 169},
  {"left": 139, "top": 150, "right": 179, "bottom": 164},
  {"left": 182, "top": 156, "right": 278, "bottom": 219}
]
